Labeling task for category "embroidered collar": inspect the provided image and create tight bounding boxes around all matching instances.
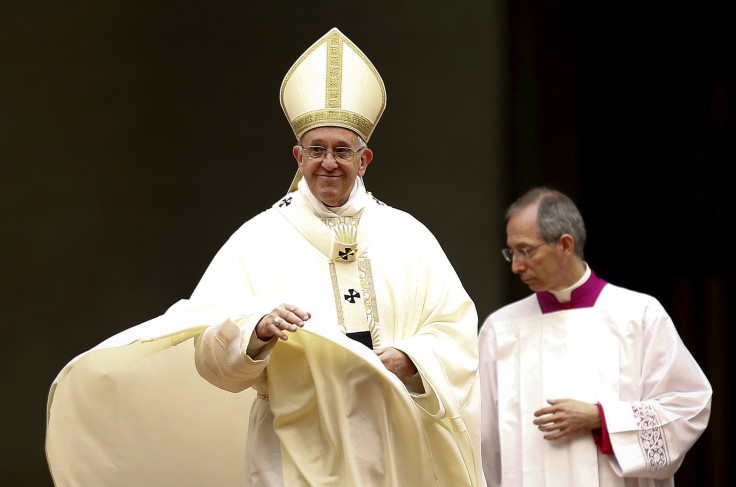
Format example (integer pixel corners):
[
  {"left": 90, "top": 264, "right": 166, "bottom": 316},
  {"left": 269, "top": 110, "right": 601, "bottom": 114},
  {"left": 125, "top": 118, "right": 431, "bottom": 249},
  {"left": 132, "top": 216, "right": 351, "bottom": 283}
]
[{"left": 536, "top": 271, "right": 607, "bottom": 313}]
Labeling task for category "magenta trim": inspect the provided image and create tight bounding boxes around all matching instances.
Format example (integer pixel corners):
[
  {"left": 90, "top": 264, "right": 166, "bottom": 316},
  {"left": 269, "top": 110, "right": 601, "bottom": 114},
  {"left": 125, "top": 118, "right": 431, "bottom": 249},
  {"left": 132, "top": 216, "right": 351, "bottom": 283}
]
[{"left": 536, "top": 271, "right": 607, "bottom": 314}]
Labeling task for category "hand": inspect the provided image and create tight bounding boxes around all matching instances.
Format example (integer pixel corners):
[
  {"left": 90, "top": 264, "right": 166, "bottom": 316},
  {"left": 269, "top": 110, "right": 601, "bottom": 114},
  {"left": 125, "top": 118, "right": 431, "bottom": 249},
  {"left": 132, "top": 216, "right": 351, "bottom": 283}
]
[
  {"left": 375, "top": 347, "right": 417, "bottom": 379},
  {"left": 255, "top": 303, "right": 311, "bottom": 341},
  {"left": 533, "top": 398, "right": 601, "bottom": 440}
]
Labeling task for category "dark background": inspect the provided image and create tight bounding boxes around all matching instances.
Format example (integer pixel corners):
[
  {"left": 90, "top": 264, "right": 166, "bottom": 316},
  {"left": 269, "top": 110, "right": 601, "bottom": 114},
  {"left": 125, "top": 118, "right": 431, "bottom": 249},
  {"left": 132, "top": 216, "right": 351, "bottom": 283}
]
[{"left": 1, "top": 1, "right": 730, "bottom": 485}]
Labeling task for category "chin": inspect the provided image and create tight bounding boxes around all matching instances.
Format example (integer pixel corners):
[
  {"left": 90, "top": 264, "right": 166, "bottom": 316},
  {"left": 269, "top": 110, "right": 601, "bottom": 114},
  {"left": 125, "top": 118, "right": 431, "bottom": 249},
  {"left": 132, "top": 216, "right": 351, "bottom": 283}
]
[
  {"left": 318, "top": 195, "right": 340, "bottom": 206},
  {"left": 524, "top": 281, "right": 544, "bottom": 293},
  {"left": 317, "top": 189, "right": 347, "bottom": 206}
]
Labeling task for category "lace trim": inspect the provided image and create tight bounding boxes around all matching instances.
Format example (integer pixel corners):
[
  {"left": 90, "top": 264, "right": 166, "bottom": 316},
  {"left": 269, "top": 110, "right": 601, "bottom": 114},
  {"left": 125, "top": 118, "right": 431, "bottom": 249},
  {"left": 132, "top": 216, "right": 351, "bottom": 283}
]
[{"left": 633, "top": 402, "right": 671, "bottom": 472}]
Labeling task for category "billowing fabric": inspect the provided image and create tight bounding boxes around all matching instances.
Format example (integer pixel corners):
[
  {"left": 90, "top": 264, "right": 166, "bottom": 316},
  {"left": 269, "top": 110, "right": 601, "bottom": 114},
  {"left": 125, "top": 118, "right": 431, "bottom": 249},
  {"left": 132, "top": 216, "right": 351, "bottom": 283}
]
[
  {"left": 478, "top": 282, "right": 712, "bottom": 487},
  {"left": 46, "top": 186, "right": 483, "bottom": 486},
  {"left": 45, "top": 303, "right": 257, "bottom": 486}
]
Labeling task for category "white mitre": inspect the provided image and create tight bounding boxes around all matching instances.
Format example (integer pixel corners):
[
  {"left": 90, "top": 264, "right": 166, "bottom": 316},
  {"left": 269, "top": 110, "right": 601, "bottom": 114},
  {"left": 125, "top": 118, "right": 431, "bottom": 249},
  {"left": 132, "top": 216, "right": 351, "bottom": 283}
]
[{"left": 280, "top": 27, "right": 387, "bottom": 192}]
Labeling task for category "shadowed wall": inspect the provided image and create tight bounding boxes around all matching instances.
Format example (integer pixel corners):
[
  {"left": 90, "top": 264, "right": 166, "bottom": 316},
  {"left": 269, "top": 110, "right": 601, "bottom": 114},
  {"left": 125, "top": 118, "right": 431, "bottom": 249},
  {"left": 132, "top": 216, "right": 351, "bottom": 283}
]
[{"left": 1, "top": 1, "right": 730, "bottom": 485}]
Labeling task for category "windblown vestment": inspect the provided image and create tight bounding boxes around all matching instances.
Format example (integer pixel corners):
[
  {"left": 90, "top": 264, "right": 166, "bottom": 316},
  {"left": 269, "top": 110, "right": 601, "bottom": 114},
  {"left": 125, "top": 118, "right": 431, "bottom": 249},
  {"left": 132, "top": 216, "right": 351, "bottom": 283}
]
[
  {"left": 478, "top": 272, "right": 712, "bottom": 487},
  {"left": 46, "top": 178, "right": 483, "bottom": 486}
]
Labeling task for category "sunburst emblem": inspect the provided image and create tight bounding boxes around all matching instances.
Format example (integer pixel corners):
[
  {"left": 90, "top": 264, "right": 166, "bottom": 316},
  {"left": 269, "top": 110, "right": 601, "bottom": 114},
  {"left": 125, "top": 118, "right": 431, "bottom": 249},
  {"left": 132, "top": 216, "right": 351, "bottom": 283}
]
[{"left": 332, "top": 222, "right": 358, "bottom": 247}]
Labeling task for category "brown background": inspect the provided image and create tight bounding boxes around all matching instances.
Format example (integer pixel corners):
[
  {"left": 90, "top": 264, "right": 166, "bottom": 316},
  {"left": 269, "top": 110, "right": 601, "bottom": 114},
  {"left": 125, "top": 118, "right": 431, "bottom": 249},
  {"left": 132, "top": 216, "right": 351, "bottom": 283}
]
[{"left": 1, "top": 0, "right": 731, "bottom": 485}]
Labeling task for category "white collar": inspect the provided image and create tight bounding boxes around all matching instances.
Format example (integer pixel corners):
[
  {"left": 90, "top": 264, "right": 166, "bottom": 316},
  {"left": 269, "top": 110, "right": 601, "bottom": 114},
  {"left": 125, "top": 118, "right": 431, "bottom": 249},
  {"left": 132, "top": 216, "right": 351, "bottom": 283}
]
[
  {"left": 298, "top": 176, "right": 369, "bottom": 218},
  {"left": 548, "top": 263, "right": 591, "bottom": 303}
]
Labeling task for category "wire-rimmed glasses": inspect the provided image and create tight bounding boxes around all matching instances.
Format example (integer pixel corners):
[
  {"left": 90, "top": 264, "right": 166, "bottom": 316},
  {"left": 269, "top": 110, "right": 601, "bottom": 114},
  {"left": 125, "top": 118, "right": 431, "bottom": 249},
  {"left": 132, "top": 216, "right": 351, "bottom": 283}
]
[
  {"left": 300, "top": 145, "right": 366, "bottom": 162},
  {"left": 501, "top": 242, "right": 548, "bottom": 262}
]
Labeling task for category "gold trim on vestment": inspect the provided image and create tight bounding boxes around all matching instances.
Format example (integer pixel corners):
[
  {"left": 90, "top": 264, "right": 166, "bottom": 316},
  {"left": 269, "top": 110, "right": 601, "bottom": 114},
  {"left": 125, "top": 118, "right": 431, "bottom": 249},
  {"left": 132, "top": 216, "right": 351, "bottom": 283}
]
[
  {"left": 322, "top": 213, "right": 381, "bottom": 346},
  {"left": 321, "top": 216, "right": 359, "bottom": 240},
  {"left": 329, "top": 262, "right": 346, "bottom": 333},
  {"left": 328, "top": 256, "right": 381, "bottom": 347},
  {"left": 322, "top": 215, "right": 360, "bottom": 263},
  {"left": 359, "top": 257, "right": 382, "bottom": 348}
]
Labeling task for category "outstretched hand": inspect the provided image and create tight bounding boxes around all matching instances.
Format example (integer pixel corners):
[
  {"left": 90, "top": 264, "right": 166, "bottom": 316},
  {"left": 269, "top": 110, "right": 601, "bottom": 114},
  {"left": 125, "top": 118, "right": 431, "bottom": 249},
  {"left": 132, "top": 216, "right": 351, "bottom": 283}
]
[
  {"left": 533, "top": 398, "right": 601, "bottom": 440},
  {"left": 255, "top": 303, "right": 311, "bottom": 341}
]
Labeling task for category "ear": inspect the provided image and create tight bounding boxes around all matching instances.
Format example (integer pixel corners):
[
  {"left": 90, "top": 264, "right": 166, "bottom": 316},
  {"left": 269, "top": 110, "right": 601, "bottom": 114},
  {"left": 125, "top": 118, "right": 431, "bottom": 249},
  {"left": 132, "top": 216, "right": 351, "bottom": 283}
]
[
  {"left": 357, "top": 148, "right": 373, "bottom": 177},
  {"left": 558, "top": 234, "right": 576, "bottom": 256},
  {"left": 292, "top": 145, "right": 304, "bottom": 172}
]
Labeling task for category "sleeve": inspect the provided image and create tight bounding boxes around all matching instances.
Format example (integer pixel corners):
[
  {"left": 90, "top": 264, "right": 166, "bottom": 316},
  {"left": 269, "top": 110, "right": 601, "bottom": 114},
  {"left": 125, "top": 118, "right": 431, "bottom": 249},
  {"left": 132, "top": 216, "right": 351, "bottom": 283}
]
[
  {"left": 374, "top": 217, "right": 484, "bottom": 486},
  {"left": 194, "top": 317, "right": 277, "bottom": 393},
  {"left": 599, "top": 300, "right": 712, "bottom": 479},
  {"left": 187, "top": 221, "right": 284, "bottom": 393},
  {"left": 478, "top": 319, "right": 502, "bottom": 487},
  {"left": 386, "top": 226, "right": 480, "bottom": 419},
  {"left": 592, "top": 402, "right": 614, "bottom": 454}
]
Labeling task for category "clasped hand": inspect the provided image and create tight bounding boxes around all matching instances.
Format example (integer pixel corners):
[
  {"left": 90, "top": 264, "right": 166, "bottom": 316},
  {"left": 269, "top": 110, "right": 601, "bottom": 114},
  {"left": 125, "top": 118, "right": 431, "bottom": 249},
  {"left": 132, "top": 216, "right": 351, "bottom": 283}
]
[{"left": 533, "top": 398, "right": 601, "bottom": 440}]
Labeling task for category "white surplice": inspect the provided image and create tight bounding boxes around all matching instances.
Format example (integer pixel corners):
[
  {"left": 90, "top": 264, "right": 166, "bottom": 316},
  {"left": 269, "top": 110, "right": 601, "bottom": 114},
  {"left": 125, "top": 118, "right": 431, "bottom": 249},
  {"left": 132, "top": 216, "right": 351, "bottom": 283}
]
[
  {"left": 478, "top": 282, "right": 712, "bottom": 487},
  {"left": 46, "top": 178, "right": 484, "bottom": 486}
]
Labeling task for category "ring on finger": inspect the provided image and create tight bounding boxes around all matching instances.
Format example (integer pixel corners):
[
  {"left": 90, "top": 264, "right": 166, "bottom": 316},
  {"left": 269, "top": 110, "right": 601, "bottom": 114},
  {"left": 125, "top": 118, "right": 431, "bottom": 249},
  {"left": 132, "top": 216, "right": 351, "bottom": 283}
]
[{"left": 274, "top": 317, "right": 281, "bottom": 326}]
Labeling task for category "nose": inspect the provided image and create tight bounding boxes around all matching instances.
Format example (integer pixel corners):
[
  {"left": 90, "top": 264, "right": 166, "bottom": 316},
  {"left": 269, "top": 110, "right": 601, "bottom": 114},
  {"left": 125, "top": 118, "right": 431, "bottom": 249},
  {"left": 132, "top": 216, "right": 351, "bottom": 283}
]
[
  {"left": 510, "top": 255, "right": 525, "bottom": 274},
  {"left": 321, "top": 151, "right": 339, "bottom": 170}
]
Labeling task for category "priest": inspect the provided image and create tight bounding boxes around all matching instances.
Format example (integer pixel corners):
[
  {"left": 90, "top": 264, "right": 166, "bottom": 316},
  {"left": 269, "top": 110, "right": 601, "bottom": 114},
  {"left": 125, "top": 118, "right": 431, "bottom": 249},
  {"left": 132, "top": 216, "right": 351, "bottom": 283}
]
[
  {"left": 46, "top": 28, "right": 484, "bottom": 487},
  {"left": 479, "top": 187, "right": 712, "bottom": 487}
]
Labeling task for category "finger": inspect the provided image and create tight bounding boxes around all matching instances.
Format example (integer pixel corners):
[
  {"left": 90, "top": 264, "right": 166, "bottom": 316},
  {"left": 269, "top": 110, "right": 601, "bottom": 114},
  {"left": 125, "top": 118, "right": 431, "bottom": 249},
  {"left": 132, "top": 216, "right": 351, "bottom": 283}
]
[
  {"left": 538, "top": 421, "right": 566, "bottom": 435},
  {"left": 272, "top": 325, "right": 289, "bottom": 341},
  {"left": 534, "top": 416, "right": 559, "bottom": 427},
  {"left": 534, "top": 406, "right": 555, "bottom": 417},
  {"left": 274, "top": 308, "right": 307, "bottom": 327},
  {"left": 280, "top": 304, "right": 311, "bottom": 321},
  {"left": 543, "top": 431, "right": 566, "bottom": 440},
  {"left": 273, "top": 316, "right": 299, "bottom": 334},
  {"left": 285, "top": 311, "right": 307, "bottom": 327},
  {"left": 539, "top": 417, "right": 566, "bottom": 429}
]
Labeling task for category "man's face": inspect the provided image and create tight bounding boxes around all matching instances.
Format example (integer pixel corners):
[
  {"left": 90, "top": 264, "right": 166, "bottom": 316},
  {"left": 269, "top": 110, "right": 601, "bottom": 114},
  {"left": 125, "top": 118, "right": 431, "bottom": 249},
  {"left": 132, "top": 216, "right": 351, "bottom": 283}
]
[
  {"left": 505, "top": 203, "right": 566, "bottom": 292},
  {"left": 293, "top": 126, "right": 373, "bottom": 207}
]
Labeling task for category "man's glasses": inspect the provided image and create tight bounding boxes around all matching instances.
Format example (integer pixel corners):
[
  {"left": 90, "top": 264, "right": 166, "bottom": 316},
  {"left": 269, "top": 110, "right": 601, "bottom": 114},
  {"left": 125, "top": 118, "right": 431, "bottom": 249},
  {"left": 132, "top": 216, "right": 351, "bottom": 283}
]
[
  {"left": 501, "top": 242, "right": 548, "bottom": 262},
  {"left": 300, "top": 145, "right": 365, "bottom": 162}
]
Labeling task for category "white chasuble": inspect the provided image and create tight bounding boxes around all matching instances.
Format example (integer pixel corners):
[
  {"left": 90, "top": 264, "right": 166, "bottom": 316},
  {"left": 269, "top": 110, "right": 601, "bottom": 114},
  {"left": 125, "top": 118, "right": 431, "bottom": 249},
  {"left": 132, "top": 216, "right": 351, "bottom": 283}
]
[
  {"left": 47, "top": 187, "right": 484, "bottom": 486},
  {"left": 266, "top": 190, "right": 479, "bottom": 485},
  {"left": 276, "top": 195, "right": 379, "bottom": 346},
  {"left": 267, "top": 328, "right": 436, "bottom": 486},
  {"left": 46, "top": 311, "right": 257, "bottom": 487}
]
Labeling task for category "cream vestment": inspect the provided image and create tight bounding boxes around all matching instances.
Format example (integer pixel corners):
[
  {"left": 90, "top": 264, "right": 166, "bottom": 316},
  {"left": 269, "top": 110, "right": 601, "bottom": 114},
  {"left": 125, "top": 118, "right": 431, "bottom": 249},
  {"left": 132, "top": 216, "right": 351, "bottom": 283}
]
[{"left": 47, "top": 179, "right": 484, "bottom": 486}]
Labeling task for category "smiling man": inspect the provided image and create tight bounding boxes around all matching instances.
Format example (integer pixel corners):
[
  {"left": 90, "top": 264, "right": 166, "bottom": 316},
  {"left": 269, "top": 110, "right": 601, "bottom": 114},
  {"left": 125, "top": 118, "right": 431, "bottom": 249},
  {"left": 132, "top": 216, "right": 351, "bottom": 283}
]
[
  {"left": 191, "top": 29, "right": 483, "bottom": 485},
  {"left": 47, "top": 28, "right": 484, "bottom": 487},
  {"left": 293, "top": 127, "right": 371, "bottom": 207},
  {"left": 478, "top": 187, "right": 712, "bottom": 487}
]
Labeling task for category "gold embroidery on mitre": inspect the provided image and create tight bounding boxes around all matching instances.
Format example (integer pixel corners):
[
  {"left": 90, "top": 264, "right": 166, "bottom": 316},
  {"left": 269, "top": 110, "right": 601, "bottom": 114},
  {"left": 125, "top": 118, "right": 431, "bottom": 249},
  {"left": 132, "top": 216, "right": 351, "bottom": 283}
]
[
  {"left": 279, "top": 27, "right": 387, "bottom": 193},
  {"left": 326, "top": 30, "right": 342, "bottom": 109},
  {"left": 279, "top": 28, "right": 386, "bottom": 142},
  {"left": 290, "top": 110, "right": 374, "bottom": 143}
]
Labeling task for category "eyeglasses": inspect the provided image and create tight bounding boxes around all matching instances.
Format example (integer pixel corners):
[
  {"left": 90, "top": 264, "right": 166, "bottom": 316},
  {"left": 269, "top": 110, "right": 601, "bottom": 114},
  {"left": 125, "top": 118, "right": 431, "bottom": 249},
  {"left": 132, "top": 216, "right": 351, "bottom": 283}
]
[
  {"left": 300, "top": 145, "right": 366, "bottom": 162},
  {"left": 501, "top": 242, "right": 548, "bottom": 262}
]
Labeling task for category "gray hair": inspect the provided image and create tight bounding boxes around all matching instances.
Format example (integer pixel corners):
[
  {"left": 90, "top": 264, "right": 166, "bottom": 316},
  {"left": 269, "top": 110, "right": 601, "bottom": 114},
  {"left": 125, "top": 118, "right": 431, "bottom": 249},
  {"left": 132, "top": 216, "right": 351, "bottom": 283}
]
[{"left": 505, "top": 187, "right": 586, "bottom": 258}]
